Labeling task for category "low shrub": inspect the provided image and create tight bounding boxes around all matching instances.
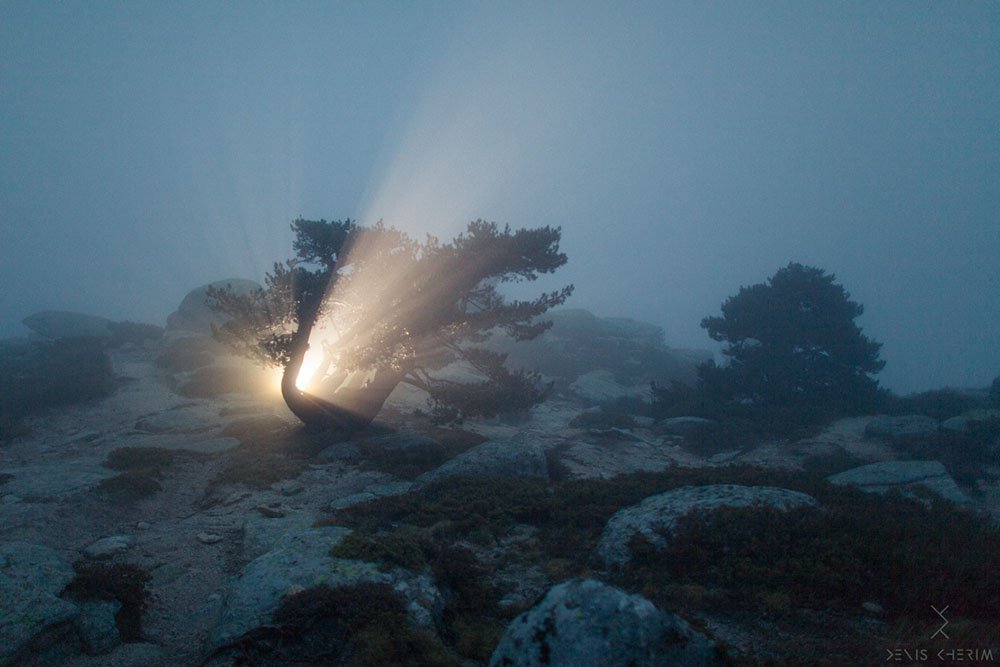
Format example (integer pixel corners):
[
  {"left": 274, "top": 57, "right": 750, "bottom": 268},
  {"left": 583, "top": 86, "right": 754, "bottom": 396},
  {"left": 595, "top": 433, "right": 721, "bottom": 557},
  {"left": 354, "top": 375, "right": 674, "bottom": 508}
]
[
  {"left": 62, "top": 562, "right": 151, "bottom": 641},
  {"left": 0, "top": 338, "right": 116, "bottom": 440},
  {"left": 98, "top": 471, "right": 163, "bottom": 500},
  {"left": 218, "top": 583, "right": 453, "bottom": 666}
]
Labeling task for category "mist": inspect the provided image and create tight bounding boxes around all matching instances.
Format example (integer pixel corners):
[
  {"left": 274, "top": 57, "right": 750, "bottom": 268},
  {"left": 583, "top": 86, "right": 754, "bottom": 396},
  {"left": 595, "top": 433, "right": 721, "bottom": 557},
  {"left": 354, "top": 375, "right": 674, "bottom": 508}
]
[{"left": 2, "top": 1, "right": 997, "bottom": 395}]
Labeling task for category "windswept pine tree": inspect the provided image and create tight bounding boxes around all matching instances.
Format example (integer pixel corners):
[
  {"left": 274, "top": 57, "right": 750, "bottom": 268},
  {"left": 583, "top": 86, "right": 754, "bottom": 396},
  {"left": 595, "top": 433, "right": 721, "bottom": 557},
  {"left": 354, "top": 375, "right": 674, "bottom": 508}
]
[{"left": 207, "top": 218, "right": 573, "bottom": 432}]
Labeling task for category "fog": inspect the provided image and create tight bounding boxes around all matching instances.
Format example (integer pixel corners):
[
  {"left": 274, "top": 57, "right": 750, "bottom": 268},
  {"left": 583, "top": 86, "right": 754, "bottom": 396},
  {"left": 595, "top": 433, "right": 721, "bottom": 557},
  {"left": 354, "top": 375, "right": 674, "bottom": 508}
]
[{"left": 2, "top": 2, "right": 997, "bottom": 395}]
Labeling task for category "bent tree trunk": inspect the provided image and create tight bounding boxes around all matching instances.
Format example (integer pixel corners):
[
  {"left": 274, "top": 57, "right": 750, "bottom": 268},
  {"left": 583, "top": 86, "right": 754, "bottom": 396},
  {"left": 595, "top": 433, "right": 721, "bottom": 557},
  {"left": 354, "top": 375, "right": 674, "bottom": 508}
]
[{"left": 279, "top": 323, "right": 402, "bottom": 433}]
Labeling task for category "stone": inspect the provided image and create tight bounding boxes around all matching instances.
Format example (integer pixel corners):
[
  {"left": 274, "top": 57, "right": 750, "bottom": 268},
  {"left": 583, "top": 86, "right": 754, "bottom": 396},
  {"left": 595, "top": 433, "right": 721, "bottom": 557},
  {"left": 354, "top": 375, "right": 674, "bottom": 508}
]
[
  {"left": 166, "top": 279, "right": 262, "bottom": 333},
  {"left": 827, "top": 460, "right": 970, "bottom": 504},
  {"left": 864, "top": 415, "right": 939, "bottom": 440},
  {"left": 595, "top": 485, "right": 817, "bottom": 566},
  {"left": 414, "top": 436, "right": 548, "bottom": 487},
  {"left": 210, "top": 527, "right": 442, "bottom": 649},
  {"left": 489, "top": 578, "right": 717, "bottom": 667},
  {"left": 0, "top": 542, "right": 79, "bottom": 666},
  {"left": 941, "top": 416, "right": 969, "bottom": 432},
  {"left": 862, "top": 601, "right": 885, "bottom": 617},
  {"left": 570, "top": 370, "right": 650, "bottom": 404},
  {"left": 76, "top": 599, "right": 122, "bottom": 655},
  {"left": 22, "top": 310, "right": 114, "bottom": 339},
  {"left": 655, "top": 416, "right": 715, "bottom": 435},
  {"left": 84, "top": 535, "right": 135, "bottom": 560}
]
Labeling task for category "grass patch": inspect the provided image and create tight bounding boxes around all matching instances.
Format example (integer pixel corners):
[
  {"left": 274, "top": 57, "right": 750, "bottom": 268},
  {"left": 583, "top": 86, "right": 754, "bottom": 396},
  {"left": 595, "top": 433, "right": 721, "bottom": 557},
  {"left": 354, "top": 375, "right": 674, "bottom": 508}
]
[
  {"left": 218, "top": 582, "right": 454, "bottom": 666},
  {"left": 62, "top": 562, "right": 151, "bottom": 641}
]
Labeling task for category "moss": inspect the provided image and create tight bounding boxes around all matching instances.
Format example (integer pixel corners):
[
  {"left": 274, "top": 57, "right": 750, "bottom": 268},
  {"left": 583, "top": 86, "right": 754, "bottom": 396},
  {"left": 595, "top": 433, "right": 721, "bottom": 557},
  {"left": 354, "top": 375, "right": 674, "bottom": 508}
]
[
  {"left": 224, "top": 582, "right": 454, "bottom": 666},
  {"left": 103, "top": 446, "right": 178, "bottom": 471},
  {"left": 329, "top": 529, "right": 429, "bottom": 572},
  {"left": 62, "top": 562, "right": 151, "bottom": 641},
  {"left": 98, "top": 470, "right": 162, "bottom": 500}
]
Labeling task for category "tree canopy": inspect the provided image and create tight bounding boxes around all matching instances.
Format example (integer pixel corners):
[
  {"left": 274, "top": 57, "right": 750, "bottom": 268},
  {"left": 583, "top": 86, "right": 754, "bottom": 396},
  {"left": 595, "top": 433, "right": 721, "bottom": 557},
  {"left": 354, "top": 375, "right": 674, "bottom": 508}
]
[
  {"left": 697, "top": 262, "right": 884, "bottom": 420},
  {"left": 207, "top": 218, "right": 572, "bottom": 431}
]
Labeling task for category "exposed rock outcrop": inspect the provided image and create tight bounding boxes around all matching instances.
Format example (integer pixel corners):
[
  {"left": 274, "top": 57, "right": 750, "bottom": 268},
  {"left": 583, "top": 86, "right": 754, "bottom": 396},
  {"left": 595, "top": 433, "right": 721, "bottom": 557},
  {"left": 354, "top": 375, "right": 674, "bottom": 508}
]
[
  {"left": 489, "top": 578, "right": 717, "bottom": 667},
  {"left": 595, "top": 484, "right": 817, "bottom": 566},
  {"left": 827, "top": 460, "right": 970, "bottom": 504},
  {"left": 414, "top": 436, "right": 548, "bottom": 487},
  {"left": 166, "top": 279, "right": 261, "bottom": 333}
]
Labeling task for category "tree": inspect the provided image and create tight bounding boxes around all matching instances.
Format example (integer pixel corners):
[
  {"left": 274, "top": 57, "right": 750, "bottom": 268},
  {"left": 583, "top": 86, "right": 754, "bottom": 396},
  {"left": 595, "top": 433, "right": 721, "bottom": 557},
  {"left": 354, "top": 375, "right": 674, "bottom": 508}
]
[
  {"left": 206, "top": 218, "right": 573, "bottom": 432},
  {"left": 698, "top": 262, "right": 884, "bottom": 421}
]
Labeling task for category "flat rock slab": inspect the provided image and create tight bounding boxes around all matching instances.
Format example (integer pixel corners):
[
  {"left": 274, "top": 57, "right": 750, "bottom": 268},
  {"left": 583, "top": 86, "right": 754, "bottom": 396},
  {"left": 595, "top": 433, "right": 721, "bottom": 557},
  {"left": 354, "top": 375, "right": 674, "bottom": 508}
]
[
  {"left": 596, "top": 484, "right": 817, "bottom": 566},
  {"left": 864, "top": 415, "right": 939, "bottom": 440},
  {"left": 489, "top": 578, "right": 717, "bottom": 667},
  {"left": 827, "top": 460, "right": 970, "bottom": 504},
  {"left": 0, "top": 461, "right": 111, "bottom": 499},
  {"left": 0, "top": 542, "right": 79, "bottom": 666},
  {"left": 134, "top": 408, "right": 220, "bottom": 435}
]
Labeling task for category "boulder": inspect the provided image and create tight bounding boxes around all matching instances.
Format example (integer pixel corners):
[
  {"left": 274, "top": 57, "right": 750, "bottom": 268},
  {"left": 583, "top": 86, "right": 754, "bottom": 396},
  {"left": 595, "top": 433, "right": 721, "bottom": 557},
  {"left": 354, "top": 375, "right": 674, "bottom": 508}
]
[
  {"left": 864, "top": 415, "right": 939, "bottom": 440},
  {"left": 0, "top": 542, "right": 79, "bottom": 666},
  {"left": 489, "top": 578, "right": 717, "bottom": 667},
  {"left": 166, "top": 279, "right": 261, "bottom": 333},
  {"left": 210, "top": 527, "right": 441, "bottom": 649},
  {"left": 595, "top": 485, "right": 817, "bottom": 566},
  {"left": 827, "top": 460, "right": 970, "bottom": 504},
  {"left": 22, "top": 310, "right": 114, "bottom": 339},
  {"left": 414, "top": 436, "right": 548, "bottom": 487},
  {"left": 570, "top": 370, "right": 650, "bottom": 404},
  {"left": 84, "top": 535, "right": 136, "bottom": 560}
]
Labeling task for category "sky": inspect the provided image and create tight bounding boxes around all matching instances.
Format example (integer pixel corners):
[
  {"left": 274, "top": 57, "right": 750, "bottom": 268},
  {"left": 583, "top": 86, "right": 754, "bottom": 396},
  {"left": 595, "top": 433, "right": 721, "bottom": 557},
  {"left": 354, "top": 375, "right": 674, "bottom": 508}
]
[{"left": 1, "top": 1, "right": 997, "bottom": 394}]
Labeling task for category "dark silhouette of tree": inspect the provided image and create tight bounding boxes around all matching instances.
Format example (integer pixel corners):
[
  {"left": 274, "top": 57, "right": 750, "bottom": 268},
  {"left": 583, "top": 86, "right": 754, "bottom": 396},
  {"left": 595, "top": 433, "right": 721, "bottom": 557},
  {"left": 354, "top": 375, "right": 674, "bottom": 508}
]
[
  {"left": 697, "top": 262, "right": 884, "bottom": 422},
  {"left": 207, "top": 218, "right": 572, "bottom": 432}
]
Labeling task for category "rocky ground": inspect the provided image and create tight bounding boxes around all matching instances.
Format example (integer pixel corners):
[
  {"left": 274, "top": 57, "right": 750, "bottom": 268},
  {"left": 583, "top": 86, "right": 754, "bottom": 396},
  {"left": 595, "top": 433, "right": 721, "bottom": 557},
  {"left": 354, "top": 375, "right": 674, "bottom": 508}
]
[{"left": 2, "top": 333, "right": 998, "bottom": 666}]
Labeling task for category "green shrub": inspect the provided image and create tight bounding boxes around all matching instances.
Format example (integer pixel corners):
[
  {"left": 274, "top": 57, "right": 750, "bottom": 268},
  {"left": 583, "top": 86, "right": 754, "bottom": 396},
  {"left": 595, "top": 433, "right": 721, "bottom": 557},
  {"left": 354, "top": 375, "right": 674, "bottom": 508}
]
[
  {"left": 219, "top": 583, "right": 454, "bottom": 666},
  {"left": 627, "top": 490, "right": 1000, "bottom": 621},
  {"left": 891, "top": 416, "right": 1000, "bottom": 486}
]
